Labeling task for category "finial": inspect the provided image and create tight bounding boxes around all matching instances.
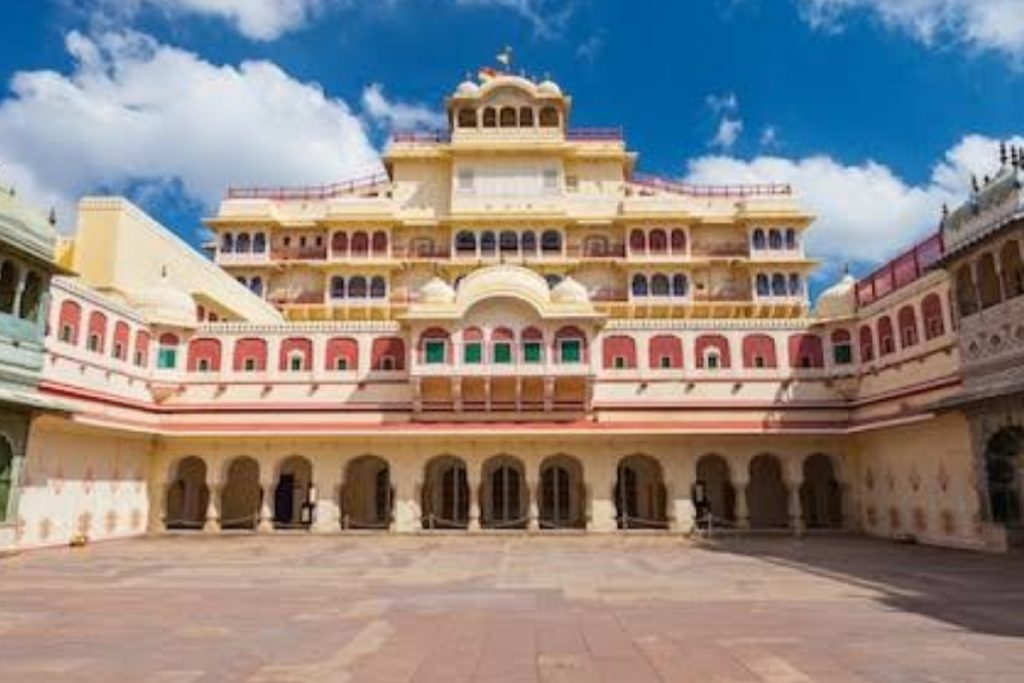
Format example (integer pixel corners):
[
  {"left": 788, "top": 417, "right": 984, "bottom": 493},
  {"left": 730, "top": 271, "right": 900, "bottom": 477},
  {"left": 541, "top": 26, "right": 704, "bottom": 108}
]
[
  {"left": 842, "top": 262, "right": 850, "bottom": 276},
  {"left": 1001, "top": 140, "right": 1008, "bottom": 166},
  {"left": 1012, "top": 146, "right": 1020, "bottom": 168},
  {"left": 942, "top": 203, "right": 949, "bottom": 219},
  {"left": 48, "top": 207, "right": 57, "bottom": 227}
]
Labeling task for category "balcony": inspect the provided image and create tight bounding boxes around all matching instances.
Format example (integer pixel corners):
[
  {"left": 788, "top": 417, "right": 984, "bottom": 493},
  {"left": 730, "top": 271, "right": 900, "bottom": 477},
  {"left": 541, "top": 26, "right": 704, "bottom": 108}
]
[
  {"left": 393, "top": 244, "right": 452, "bottom": 260},
  {"left": 225, "top": 172, "right": 391, "bottom": 201},
  {"left": 567, "top": 243, "right": 627, "bottom": 259},
  {"left": 271, "top": 246, "right": 328, "bottom": 261},
  {"left": 691, "top": 241, "right": 750, "bottom": 259},
  {"left": 411, "top": 342, "right": 592, "bottom": 379},
  {"left": 216, "top": 251, "right": 270, "bottom": 265}
]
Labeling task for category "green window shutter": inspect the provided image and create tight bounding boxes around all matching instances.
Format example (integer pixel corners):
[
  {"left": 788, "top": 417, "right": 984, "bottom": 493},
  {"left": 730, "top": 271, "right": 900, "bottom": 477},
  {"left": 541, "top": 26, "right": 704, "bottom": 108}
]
[
  {"left": 464, "top": 342, "right": 482, "bottom": 364},
  {"left": 523, "top": 342, "right": 541, "bottom": 363},
  {"left": 157, "top": 348, "right": 177, "bottom": 369},
  {"left": 560, "top": 340, "right": 581, "bottom": 363},
  {"left": 425, "top": 341, "right": 446, "bottom": 364},
  {"left": 834, "top": 345, "right": 852, "bottom": 364},
  {"left": 494, "top": 343, "right": 512, "bottom": 364}
]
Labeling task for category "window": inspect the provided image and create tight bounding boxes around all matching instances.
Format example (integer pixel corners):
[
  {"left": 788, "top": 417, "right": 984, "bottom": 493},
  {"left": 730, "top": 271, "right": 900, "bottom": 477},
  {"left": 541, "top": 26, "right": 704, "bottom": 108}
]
[
  {"left": 706, "top": 352, "right": 720, "bottom": 370},
  {"left": 756, "top": 274, "right": 770, "bottom": 297},
  {"left": 752, "top": 229, "right": 766, "bottom": 250},
  {"left": 289, "top": 355, "right": 303, "bottom": 371},
  {"left": 788, "top": 274, "right": 802, "bottom": 296},
  {"left": 768, "top": 230, "right": 782, "bottom": 249},
  {"left": 613, "top": 356, "right": 627, "bottom": 369},
  {"left": 464, "top": 342, "right": 482, "bottom": 364},
  {"left": 335, "top": 357, "right": 349, "bottom": 371},
  {"left": 87, "top": 334, "right": 100, "bottom": 352},
  {"left": 543, "top": 168, "right": 558, "bottom": 192},
  {"left": 539, "top": 106, "right": 559, "bottom": 127},
  {"left": 482, "top": 107, "right": 497, "bottom": 128},
  {"left": 566, "top": 175, "right": 579, "bottom": 192},
  {"left": 834, "top": 344, "right": 853, "bottom": 365},
  {"left": 493, "top": 342, "right": 512, "bottom": 364},
  {"left": 754, "top": 356, "right": 766, "bottom": 369},
  {"left": 560, "top": 339, "right": 581, "bottom": 364},
  {"left": 457, "top": 108, "right": 477, "bottom": 128},
  {"left": 380, "top": 356, "right": 396, "bottom": 371},
  {"left": 520, "top": 107, "right": 534, "bottom": 126},
  {"left": 785, "top": 229, "right": 797, "bottom": 250},
  {"left": 243, "top": 358, "right": 257, "bottom": 372},
  {"left": 157, "top": 347, "right": 177, "bottom": 369},
  {"left": 523, "top": 342, "right": 542, "bottom": 363},
  {"left": 197, "top": 358, "right": 210, "bottom": 373},
  {"left": 134, "top": 350, "right": 144, "bottom": 367},
  {"left": 425, "top": 341, "right": 446, "bottom": 364},
  {"left": 60, "top": 324, "right": 73, "bottom": 343},
  {"left": 253, "top": 233, "right": 266, "bottom": 253},
  {"left": 659, "top": 355, "right": 672, "bottom": 369},
  {"left": 113, "top": 342, "right": 124, "bottom": 360}
]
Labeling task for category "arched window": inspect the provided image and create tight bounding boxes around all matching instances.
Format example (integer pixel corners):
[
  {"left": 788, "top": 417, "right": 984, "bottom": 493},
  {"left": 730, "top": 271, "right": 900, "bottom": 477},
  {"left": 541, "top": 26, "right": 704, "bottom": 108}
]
[
  {"left": 752, "top": 229, "right": 766, "bottom": 250},
  {"left": 326, "top": 337, "right": 358, "bottom": 371},
  {"left": 332, "top": 232, "right": 348, "bottom": 254},
  {"left": 629, "top": 229, "right": 646, "bottom": 254},
  {"left": 756, "top": 274, "right": 770, "bottom": 297},
  {"left": 499, "top": 106, "right": 517, "bottom": 127},
  {"left": 233, "top": 337, "right": 267, "bottom": 372},
  {"left": 649, "top": 335, "right": 682, "bottom": 369},
  {"left": 419, "top": 327, "right": 451, "bottom": 365},
  {"left": 86, "top": 311, "right": 107, "bottom": 353},
  {"left": 157, "top": 333, "right": 180, "bottom": 370},
  {"left": 134, "top": 330, "right": 151, "bottom": 367},
  {"left": 350, "top": 232, "right": 369, "bottom": 256},
  {"left": 112, "top": 321, "right": 130, "bottom": 360},
  {"left": 831, "top": 329, "right": 853, "bottom": 365},
  {"left": 602, "top": 335, "right": 637, "bottom": 369},
  {"left": 330, "top": 276, "right": 346, "bottom": 299},
  {"left": 482, "top": 107, "right": 497, "bottom": 128},
  {"left": 0, "top": 261, "right": 18, "bottom": 313},
  {"left": 541, "top": 230, "right": 562, "bottom": 253},
  {"left": 221, "top": 233, "right": 234, "bottom": 253},
  {"left": 554, "top": 326, "right": 587, "bottom": 364},
  {"left": 521, "top": 231, "right": 537, "bottom": 254},
  {"left": 584, "top": 235, "right": 608, "bottom": 257},
  {"left": 898, "top": 305, "right": 918, "bottom": 348},
  {"left": 252, "top": 233, "right": 266, "bottom": 253},
  {"left": 631, "top": 274, "right": 649, "bottom": 297},
  {"left": 672, "top": 274, "right": 688, "bottom": 297},
  {"left": 19, "top": 271, "right": 42, "bottom": 322},
  {"left": 236, "top": 233, "right": 251, "bottom": 253},
  {"left": 978, "top": 252, "right": 1002, "bottom": 309},
  {"left": 788, "top": 334, "right": 824, "bottom": 369},
  {"left": 768, "top": 230, "right": 783, "bottom": 249},
  {"left": 859, "top": 325, "right": 874, "bottom": 362},
  {"left": 249, "top": 277, "right": 263, "bottom": 297},
  {"left": 455, "top": 231, "right": 476, "bottom": 254},
  {"left": 695, "top": 335, "right": 731, "bottom": 369},
  {"left": 457, "top": 108, "right": 477, "bottom": 128},
  {"left": 877, "top": 316, "right": 895, "bottom": 356},
  {"left": 499, "top": 230, "right": 519, "bottom": 254},
  {"left": 670, "top": 229, "right": 686, "bottom": 253},
  {"left": 955, "top": 265, "right": 979, "bottom": 316},
  {"left": 1000, "top": 240, "right": 1024, "bottom": 299},
  {"left": 788, "top": 273, "right": 802, "bottom": 296},
  {"left": 742, "top": 334, "right": 777, "bottom": 369},
  {"left": 771, "top": 273, "right": 787, "bottom": 296},
  {"left": 519, "top": 107, "right": 534, "bottom": 127},
  {"left": 278, "top": 337, "right": 312, "bottom": 372},
  {"left": 539, "top": 106, "right": 559, "bottom": 127},
  {"left": 480, "top": 231, "right": 496, "bottom": 255},
  {"left": 650, "top": 274, "right": 670, "bottom": 296},
  {"left": 545, "top": 274, "right": 563, "bottom": 289},
  {"left": 348, "top": 276, "right": 367, "bottom": 298},
  {"left": 649, "top": 229, "right": 668, "bottom": 253},
  {"left": 371, "top": 337, "right": 405, "bottom": 371},
  {"left": 922, "top": 293, "right": 945, "bottom": 340},
  {"left": 371, "top": 231, "right": 388, "bottom": 255},
  {"left": 57, "top": 300, "right": 81, "bottom": 344},
  {"left": 785, "top": 229, "right": 797, "bottom": 250},
  {"left": 187, "top": 338, "right": 222, "bottom": 372},
  {"left": 369, "top": 276, "right": 387, "bottom": 299}
]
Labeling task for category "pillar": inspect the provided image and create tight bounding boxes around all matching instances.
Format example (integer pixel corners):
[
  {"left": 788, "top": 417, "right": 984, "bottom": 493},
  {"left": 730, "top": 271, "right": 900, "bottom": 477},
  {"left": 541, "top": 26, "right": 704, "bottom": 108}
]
[
  {"left": 204, "top": 484, "right": 222, "bottom": 533},
  {"left": 389, "top": 461, "right": 420, "bottom": 534},
  {"left": 468, "top": 464, "right": 481, "bottom": 532},
  {"left": 586, "top": 454, "right": 617, "bottom": 533},
  {"left": 667, "top": 456, "right": 696, "bottom": 535},
  {"left": 312, "top": 463, "right": 342, "bottom": 534},
  {"left": 527, "top": 474, "right": 540, "bottom": 532},
  {"left": 785, "top": 458, "right": 805, "bottom": 536},
  {"left": 258, "top": 480, "right": 274, "bottom": 533},
  {"left": 148, "top": 482, "right": 169, "bottom": 533},
  {"left": 731, "top": 462, "right": 750, "bottom": 530}
]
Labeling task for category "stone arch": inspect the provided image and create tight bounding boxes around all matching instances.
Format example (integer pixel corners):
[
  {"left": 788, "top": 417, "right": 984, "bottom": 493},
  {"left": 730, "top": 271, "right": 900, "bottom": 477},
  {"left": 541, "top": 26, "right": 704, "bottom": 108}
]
[
  {"left": 922, "top": 293, "right": 945, "bottom": 340},
  {"left": 614, "top": 454, "right": 667, "bottom": 529},
  {"left": 341, "top": 455, "right": 391, "bottom": 529},
  {"left": 742, "top": 334, "right": 777, "bottom": 369},
  {"left": 482, "top": 455, "right": 527, "bottom": 529},
  {"left": 1000, "top": 240, "right": 1024, "bottom": 298},
  {"left": 274, "top": 455, "right": 313, "bottom": 528},
  {"left": 977, "top": 252, "right": 1002, "bottom": 309},
  {"left": 539, "top": 454, "right": 585, "bottom": 529},
  {"left": 457, "top": 108, "right": 477, "bottom": 128},
  {"left": 747, "top": 454, "right": 788, "bottom": 529},
  {"left": 801, "top": 454, "right": 842, "bottom": 529},
  {"left": 694, "top": 454, "right": 735, "bottom": 524},
  {"left": 985, "top": 426, "right": 1024, "bottom": 525},
  {"left": 57, "top": 299, "right": 82, "bottom": 344},
  {"left": 955, "top": 264, "right": 979, "bottom": 316},
  {"left": 165, "top": 456, "right": 211, "bottom": 530},
  {"left": 220, "top": 457, "right": 260, "bottom": 530},
  {"left": 421, "top": 455, "right": 469, "bottom": 529}
]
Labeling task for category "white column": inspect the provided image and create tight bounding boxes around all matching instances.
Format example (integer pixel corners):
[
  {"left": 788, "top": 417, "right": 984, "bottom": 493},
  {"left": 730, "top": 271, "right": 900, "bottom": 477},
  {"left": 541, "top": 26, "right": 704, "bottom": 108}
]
[
  {"left": 257, "top": 478, "right": 274, "bottom": 533},
  {"left": 312, "top": 460, "right": 342, "bottom": 534},
  {"left": 468, "top": 463, "right": 482, "bottom": 532},
  {"left": 667, "top": 454, "right": 696, "bottom": 535},
  {"left": 587, "top": 452, "right": 617, "bottom": 533},
  {"left": 390, "top": 460, "right": 420, "bottom": 534},
  {"left": 204, "top": 484, "right": 222, "bottom": 533}
]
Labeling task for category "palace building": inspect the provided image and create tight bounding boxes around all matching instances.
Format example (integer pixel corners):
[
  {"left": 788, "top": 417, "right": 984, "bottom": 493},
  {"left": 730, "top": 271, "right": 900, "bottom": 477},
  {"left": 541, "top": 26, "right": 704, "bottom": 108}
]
[{"left": 0, "top": 72, "right": 1021, "bottom": 552}]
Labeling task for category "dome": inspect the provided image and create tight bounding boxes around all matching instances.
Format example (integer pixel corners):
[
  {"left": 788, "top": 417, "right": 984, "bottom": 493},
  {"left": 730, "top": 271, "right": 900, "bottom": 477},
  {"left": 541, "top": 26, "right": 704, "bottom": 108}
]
[
  {"left": 814, "top": 273, "right": 856, "bottom": 319},
  {"left": 537, "top": 80, "right": 562, "bottom": 96},
  {"left": 550, "top": 276, "right": 589, "bottom": 304},
  {"left": 455, "top": 80, "right": 480, "bottom": 96},
  {"left": 418, "top": 276, "right": 456, "bottom": 304},
  {"left": 130, "top": 271, "right": 197, "bottom": 328}
]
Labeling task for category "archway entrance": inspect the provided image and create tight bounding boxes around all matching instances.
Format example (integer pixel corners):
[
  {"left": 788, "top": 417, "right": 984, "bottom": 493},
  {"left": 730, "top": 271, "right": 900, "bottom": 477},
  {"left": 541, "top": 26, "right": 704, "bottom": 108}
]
[
  {"left": 274, "top": 456, "right": 313, "bottom": 529},
  {"left": 482, "top": 456, "right": 527, "bottom": 529},
  {"left": 614, "top": 455, "right": 667, "bottom": 529},
  {"left": 422, "top": 456, "right": 469, "bottom": 529},
  {"left": 341, "top": 456, "right": 391, "bottom": 529},
  {"left": 165, "top": 456, "right": 208, "bottom": 530},
  {"left": 539, "top": 455, "right": 585, "bottom": 529},
  {"left": 801, "top": 454, "right": 842, "bottom": 529},
  {"left": 694, "top": 454, "right": 735, "bottom": 526},
  {"left": 747, "top": 454, "right": 788, "bottom": 529},
  {"left": 986, "top": 427, "right": 1023, "bottom": 526},
  {"left": 220, "top": 457, "right": 260, "bottom": 530}
]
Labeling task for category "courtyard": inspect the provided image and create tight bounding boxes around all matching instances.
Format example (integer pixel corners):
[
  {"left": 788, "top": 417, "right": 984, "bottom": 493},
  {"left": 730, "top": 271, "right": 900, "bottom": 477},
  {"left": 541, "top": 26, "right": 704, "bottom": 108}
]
[{"left": 0, "top": 535, "right": 1022, "bottom": 682}]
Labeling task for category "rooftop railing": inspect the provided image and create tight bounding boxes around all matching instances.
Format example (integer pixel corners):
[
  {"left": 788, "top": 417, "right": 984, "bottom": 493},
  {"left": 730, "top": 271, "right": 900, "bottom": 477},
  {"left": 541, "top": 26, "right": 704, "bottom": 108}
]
[
  {"left": 630, "top": 173, "right": 793, "bottom": 198},
  {"left": 225, "top": 172, "right": 391, "bottom": 201},
  {"left": 855, "top": 232, "right": 944, "bottom": 308},
  {"left": 566, "top": 127, "right": 624, "bottom": 141}
]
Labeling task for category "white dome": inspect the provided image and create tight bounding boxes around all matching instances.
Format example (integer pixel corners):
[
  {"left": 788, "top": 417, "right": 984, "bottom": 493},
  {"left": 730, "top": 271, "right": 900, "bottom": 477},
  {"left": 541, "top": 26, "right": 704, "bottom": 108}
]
[
  {"left": 550, "top": 276, "right": 589, "bottom": 304},
  {"left": 815, "top": 273, "right": 856, "bottom": 319},
  {"left": 130, "top": 272, "right": 197, "bottom": 328},
  {"left": 537, "top": 80, "right": 562, "bottom": 96},
  {"left": 418, "top": 276, "right": 456, "bottom": 304},
  {"left": 455, "top": 80, "right": 480, "bottom": 96}
]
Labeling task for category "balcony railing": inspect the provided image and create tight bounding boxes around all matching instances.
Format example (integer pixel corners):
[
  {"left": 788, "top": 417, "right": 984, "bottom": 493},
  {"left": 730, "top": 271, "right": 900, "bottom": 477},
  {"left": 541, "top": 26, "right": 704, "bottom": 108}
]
[
  {"left": 566, "top": 127, "right": 624, "bottom": 141},
  {"left": 691, "top": 242, "right": 750, "bottom": 258},
  {"left": 856, "top": 232, "right": 944, "bottom": 308},
  {"left": 226, "top": 172, "right": 391, "bottom": 201},
  {"left": 567, "top": 243, "right": 627, "bottom": 259},
  {"left": 391, "top": 130, "right": 451, "bottom": 144},
  {"left": 393, "top": 244, "right": 452, "bottom": 260},
  {"left": 271, "top": 246, "right": 328, "bottom": 261},
  {"left": 630, "top": 173, "right": 793, "bottom": 198}
]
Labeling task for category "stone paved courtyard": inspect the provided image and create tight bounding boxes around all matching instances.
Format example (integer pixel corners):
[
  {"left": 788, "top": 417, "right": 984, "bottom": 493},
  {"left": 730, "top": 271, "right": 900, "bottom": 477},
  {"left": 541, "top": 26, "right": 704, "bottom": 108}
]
[{"left": 1, "top": 535, "right": 1024, "bottom": 682}]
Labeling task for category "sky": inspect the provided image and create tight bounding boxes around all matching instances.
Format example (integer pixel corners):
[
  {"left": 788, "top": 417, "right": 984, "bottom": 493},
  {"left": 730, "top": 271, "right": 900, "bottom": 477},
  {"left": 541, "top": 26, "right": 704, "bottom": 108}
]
[{"left": 0, "top": 0, "right": 1022, "bottom": 296}]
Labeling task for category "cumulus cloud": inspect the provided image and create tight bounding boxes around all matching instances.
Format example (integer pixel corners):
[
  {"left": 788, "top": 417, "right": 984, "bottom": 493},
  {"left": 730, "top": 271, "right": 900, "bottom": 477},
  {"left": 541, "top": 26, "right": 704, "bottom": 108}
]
[
  {"left": 706, "top": 92, "right": 743, "bottom": 150},
  {"left": 361, "top": 83, "right": 445, "bottom": 131},
  {"left": 712, "top": 118, "right": 744, "bottom": 150},
  {"left": 684, "top": 134, "right": 1022, "bottom": 264},
  {"left": 0, "top": 30, "right": 381, "bottom": 229},
  {"left": 799, "top": 0, "right": 1024, "bottom": 63}
]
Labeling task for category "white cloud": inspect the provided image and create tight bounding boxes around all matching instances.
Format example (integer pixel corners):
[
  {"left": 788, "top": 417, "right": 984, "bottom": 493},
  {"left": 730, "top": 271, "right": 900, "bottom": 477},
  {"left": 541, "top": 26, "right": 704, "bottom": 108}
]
[
  {"left": 711, "top": 117, "right": 744, "bottom": 149},
  {"left": 706, "top": 92, "right": 739, "bottom": 114},
  {"left": 799, "top": 0, "right": 1024, "bottom": 62},
  {"left": 454, "top": 0, "right": 575, "bottom": 38},
  {"left": 575, "top": 31, "right": 606, "bottom": 63},
  {"left": 0, "top": 30, "right": 381, "bottom": 228},
  {"left": 684, "top": 134, "right": 1022, "bottom": 264},
  {"left": 760, "top": 125, "right": 778, "bottom": 147},
  {"left": 361, "top": 83, "right": 445, "bottom": 131}
]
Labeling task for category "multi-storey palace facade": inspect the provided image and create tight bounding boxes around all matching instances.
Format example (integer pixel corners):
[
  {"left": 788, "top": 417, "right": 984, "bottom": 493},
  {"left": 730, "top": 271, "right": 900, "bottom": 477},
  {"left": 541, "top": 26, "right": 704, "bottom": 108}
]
[{"left": 0, "top": 73, "right": 1021, "bottom": 552}]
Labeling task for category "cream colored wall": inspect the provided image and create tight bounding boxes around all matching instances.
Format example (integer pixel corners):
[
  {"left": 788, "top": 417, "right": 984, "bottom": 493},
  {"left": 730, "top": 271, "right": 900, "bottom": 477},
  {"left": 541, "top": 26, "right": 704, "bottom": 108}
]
[{"left": 15, "top": 417, "right": 153, "bottom": 549}]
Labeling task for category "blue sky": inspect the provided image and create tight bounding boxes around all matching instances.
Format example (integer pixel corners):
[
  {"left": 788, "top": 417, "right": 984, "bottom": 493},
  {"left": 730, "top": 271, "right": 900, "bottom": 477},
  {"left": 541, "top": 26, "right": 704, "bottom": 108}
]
[{"left": 0, "top": 0, "right": 1022, "bottom": 295}]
